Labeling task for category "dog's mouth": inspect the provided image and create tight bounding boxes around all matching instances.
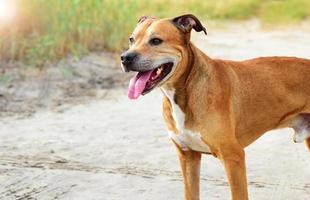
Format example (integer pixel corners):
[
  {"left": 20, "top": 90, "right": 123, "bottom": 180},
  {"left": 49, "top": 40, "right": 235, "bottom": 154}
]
[{"left": 128, "top": 62, "right": 174, "bottom": 99}]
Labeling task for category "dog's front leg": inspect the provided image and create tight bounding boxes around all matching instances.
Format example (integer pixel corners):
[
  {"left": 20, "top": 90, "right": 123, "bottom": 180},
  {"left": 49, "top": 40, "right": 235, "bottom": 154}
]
[
  {"left": 219, "top": 145, "right": 248, "bottom": 200},
  {"left": 174, "top": 142, "right": 201, "bottom": 200}
]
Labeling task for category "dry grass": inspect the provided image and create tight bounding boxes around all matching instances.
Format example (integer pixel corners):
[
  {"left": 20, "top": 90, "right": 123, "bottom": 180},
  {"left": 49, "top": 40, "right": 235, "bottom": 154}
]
[{"left": 0, "top": 0, "right": 309, "bottom": 67}]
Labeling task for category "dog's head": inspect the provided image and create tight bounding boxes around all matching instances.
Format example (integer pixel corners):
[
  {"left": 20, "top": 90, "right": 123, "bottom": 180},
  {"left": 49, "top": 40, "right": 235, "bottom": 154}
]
[{"left": 121, "top": 14, "right": 207, "bottom": 99}]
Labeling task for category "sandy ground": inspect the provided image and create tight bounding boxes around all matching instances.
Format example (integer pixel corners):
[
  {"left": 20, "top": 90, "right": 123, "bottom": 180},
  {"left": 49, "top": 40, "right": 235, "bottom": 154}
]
[
  {"left": 0, "top": 20, "right": 310, "bottom": 200},
  {"left": 0, "top": 51, "right": 131, "bottom": 118}
]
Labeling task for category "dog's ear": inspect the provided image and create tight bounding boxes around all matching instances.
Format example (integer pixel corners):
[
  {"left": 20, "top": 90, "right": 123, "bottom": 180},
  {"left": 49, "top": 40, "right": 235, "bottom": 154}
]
[
  {"left": 138, "top": 16, "right": 157, "bottom": 24},
  {"left": 172, "top": 14, "right": 207, "bottom": 35}
]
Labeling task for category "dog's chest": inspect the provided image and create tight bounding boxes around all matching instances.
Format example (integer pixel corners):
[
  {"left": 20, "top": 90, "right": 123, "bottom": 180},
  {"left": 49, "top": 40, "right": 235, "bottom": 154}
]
[{"left": 162, "top": 89, "right": 211, "bottom": 153}]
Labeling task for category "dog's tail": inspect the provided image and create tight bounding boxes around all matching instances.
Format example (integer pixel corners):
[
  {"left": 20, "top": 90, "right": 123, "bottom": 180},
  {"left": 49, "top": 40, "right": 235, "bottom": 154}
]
[{"left": 306, "top": 138, "right": 310, "bottom": 151}]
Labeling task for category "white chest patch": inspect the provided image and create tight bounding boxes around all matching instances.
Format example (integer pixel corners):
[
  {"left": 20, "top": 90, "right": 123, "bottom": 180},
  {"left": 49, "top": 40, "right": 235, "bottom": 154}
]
[{"left": 162, "top": 89, "right": 211, "bottom": 153}]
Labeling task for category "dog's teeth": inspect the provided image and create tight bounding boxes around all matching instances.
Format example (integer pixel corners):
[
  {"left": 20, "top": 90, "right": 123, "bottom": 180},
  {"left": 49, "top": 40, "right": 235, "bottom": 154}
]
[{"left": 157, "top": 67, "right": 163, "bottom": 75}]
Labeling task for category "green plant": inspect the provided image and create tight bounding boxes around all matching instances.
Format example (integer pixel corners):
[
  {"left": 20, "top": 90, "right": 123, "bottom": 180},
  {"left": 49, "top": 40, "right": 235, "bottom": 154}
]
[{"left": 0, "top": 0, "right": 309, "bottom": 67}]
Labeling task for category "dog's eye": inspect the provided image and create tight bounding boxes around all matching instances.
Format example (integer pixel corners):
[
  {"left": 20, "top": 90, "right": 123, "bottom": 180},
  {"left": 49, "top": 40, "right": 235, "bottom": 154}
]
[
  {"left": 129, "top": 37, "right": 134, "bottom": 44},
  {"left": 149, "top": 38, "right": 163, "bottom": 46}
]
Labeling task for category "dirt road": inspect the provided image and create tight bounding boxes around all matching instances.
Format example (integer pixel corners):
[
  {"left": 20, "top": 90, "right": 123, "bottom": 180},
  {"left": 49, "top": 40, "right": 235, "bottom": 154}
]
[{"left": 0, "top": 20, "right": 309, "bottom": 200}]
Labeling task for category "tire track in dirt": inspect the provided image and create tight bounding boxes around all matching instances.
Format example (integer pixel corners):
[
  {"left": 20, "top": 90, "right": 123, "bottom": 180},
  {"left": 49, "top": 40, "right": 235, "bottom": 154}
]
[
  {"left": 0, "top": 154, "right": 309, "bottom": 199},
  {"left": 0, "top": 168, "right": 77, "bottom": 200}
]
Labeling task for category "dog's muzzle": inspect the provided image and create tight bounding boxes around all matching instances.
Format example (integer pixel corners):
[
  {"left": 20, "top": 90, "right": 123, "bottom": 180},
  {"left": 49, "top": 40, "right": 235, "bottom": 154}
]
[{"left": 120, "top": 51, "right": 138, "bottom": 72}]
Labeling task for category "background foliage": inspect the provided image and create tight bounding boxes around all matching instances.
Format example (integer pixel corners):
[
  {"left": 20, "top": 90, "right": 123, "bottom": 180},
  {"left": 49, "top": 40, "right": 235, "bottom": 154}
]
[{"left": 0, "top": 0, "right": 309, "bottom": 66}]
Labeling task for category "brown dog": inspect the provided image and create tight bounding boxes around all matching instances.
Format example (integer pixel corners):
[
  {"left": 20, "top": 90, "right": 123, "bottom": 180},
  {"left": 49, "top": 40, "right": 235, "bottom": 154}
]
[{"left": 121, "top": 14, "right": 310, "bottom": 200}]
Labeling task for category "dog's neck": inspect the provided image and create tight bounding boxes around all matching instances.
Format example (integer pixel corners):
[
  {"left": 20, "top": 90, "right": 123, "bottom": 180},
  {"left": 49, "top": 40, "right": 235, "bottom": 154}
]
[{"left": 162, "top": 42, "right": 214, "bottom": 113}]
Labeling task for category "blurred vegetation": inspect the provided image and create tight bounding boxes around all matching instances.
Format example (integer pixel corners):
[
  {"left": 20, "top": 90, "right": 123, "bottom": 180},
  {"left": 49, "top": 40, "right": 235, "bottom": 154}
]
[{"left": 0, "top": 0, "right": 310, "bottom": 67}]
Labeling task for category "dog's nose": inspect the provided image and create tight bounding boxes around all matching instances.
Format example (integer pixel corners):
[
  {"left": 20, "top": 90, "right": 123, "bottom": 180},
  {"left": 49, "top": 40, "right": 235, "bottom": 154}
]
[{"left": 121, "top": 52, "right": 138, "bottom": 66}]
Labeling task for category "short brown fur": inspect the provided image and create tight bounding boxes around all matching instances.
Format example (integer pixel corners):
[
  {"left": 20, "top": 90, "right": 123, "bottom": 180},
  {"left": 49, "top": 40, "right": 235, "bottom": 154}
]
[{"left": 125, "top": 15, "right": 310, "bottom": 200}]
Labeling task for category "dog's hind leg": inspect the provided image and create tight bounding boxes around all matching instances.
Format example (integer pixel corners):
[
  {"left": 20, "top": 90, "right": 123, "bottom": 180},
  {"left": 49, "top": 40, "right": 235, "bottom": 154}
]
[{"left": 306, "top": 138, "right": 310, "bottom": 151}]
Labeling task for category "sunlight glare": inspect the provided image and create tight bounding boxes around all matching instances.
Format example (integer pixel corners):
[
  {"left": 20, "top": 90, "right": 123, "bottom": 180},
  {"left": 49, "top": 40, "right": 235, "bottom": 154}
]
[{"left": 0, "top": 0, "right": 16, "bottom": 23}]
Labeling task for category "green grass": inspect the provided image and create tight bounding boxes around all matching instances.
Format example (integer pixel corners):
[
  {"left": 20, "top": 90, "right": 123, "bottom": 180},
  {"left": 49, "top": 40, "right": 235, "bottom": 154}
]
[
  {"left": 0, "top": 0, "right": 310, "bottom": 67},
  {"left": 260, "top": 0, "right": 310, "bottom": 24}
]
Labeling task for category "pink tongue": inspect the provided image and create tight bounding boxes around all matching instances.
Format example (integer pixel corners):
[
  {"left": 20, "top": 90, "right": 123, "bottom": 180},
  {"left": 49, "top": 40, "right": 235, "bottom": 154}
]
[{"left": 128, "top": 71, "right": 153, "bottom": 99}]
